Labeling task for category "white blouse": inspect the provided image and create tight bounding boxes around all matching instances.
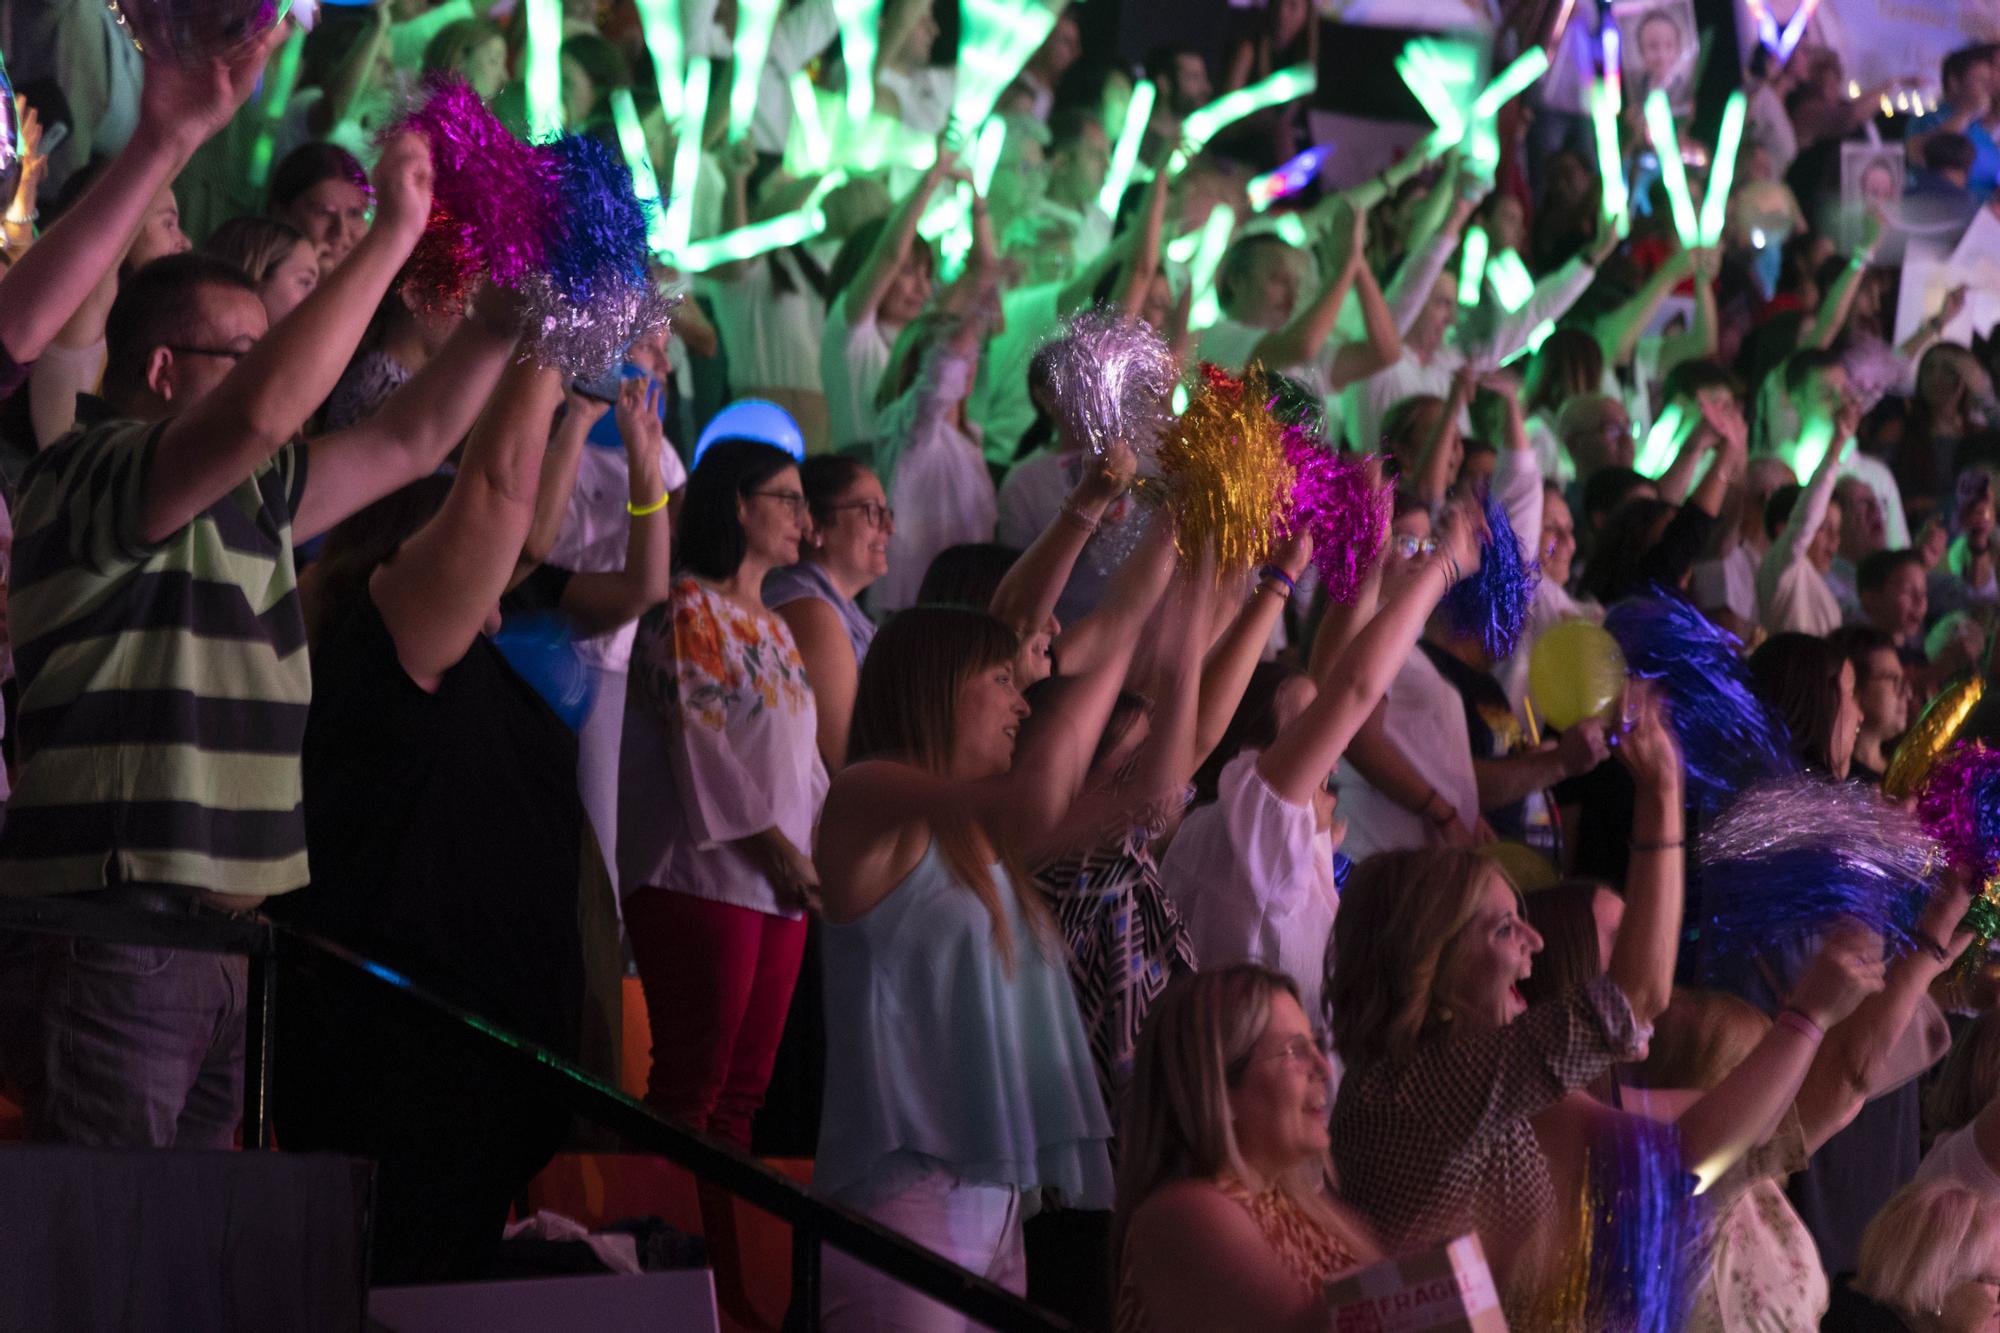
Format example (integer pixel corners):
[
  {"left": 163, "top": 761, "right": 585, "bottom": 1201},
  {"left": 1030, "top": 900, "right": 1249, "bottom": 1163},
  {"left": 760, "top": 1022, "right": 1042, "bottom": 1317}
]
[
  {"left": 618, "top": 577, "right": 829, "bottom": 914},
  {"left": 1160, "top": 752, "right": 1340, "bottom": 1036},
  {"left": 1334, "top": 647, "right": 1481, "bottom": 862},
  {"left": 870, "top": 342, "right": 997, "bottom": 615}
]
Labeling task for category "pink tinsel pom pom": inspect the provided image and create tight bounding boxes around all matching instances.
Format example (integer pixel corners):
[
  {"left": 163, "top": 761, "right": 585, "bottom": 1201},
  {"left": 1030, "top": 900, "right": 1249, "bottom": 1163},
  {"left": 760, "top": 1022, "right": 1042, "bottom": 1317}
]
[{"left": 1283, "top": 431, "right": 1390, "bottom": 603}]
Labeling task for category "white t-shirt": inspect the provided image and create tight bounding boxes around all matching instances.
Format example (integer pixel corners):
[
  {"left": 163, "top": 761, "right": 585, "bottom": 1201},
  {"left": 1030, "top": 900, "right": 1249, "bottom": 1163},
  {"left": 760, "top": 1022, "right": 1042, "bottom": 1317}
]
[
  {"left": 702, "top": 242, "right": 832, "bottom": 393},
  {"left": 1160, "top": 751, "right": 1341, "bottom": 1038},
  {"left": 1915, "top": 1123, "right": 2000, "bottom": 1199},
  {"left": 822, "top": 289, "right": 896, "bottom": 450},
  {"left": 1334, "top": 647, "right": 1481, "bottom": 862},
  {"left": 548, "top": 436, "right": 689, "bottom": 673},
  {"left": 870, "top": 346, "right": 997, "bottom": 613},
  {"left": 1692, "top": 542, "right": 1761, "bottom": 627}
]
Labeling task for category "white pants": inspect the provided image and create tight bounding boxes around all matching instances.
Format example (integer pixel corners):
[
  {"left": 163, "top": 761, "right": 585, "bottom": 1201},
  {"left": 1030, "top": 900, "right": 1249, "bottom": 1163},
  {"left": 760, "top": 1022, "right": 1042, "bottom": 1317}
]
[{"left": 821, "top": 1169, "right": 1027, "bottom": 1332}]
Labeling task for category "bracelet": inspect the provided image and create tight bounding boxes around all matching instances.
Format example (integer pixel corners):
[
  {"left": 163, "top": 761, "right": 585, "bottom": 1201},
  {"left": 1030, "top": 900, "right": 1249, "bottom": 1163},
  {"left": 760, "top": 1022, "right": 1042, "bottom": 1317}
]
[
  {"left": 627, "top": 492, "right": 670, "bottom": 517},
  {"left": 1257, "top": 564, "right": 1298, "bottom": 596},
  {"left": 1256, "top": 576, "right": 1292, "bottom": 601},
  {"left": 1629, "top": 837, "right": 1684, "bottom": 853},
  {"left": 1775, "top": 1008, "right": 1825, "bottom": 1044},
  {"left": 1057, "top": 502, "right": 1100, "bottom": 535}
]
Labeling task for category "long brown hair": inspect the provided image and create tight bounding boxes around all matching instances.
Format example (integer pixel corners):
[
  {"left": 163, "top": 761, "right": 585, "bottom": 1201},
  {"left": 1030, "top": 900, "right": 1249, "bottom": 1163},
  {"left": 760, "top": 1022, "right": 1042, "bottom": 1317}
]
[
  {"left": 1328, "top": 849, "right": 1500, "bottom": 1068},
  {"left": 848, "top": 605, "right": 1055, "bottom": 968}
]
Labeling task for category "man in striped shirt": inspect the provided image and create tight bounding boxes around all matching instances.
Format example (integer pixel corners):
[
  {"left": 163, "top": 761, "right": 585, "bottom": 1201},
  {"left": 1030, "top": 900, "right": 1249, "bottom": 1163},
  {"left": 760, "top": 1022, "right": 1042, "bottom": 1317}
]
[{"left": 0, "top": 94, "right": 527, "bottom": 1148}]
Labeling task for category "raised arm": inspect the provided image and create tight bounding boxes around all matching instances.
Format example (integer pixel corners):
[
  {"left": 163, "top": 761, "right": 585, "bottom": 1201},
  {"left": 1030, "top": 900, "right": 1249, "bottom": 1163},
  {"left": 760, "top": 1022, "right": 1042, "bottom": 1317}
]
[
  {"left": 1257, "top": 506, "right": 1480, "bottom": 805},
  {"left": 1249, "top": 199, "right": 1364, "bottom": 372},
  {"left": 0, "top": 33, "right": 281, "bottom": 366},
  {"left": 1196, "top": 530, "right": 1313, "bottom": 762},
  {"left": 507, "top": 389, "right": 606, "bottom": 590},
  {"left": 1605, "top": 690, "right": 1684, "bottom": 1026},
  {"left": 846, "top": 156, "right": 956, "bottom": 325},
  {"left": 1657, "top": 247, "right": 1720, "bottom": 378},
  {"left": 1807, "top": 213, "right": 1884, "bottom": 351},
  {"left": 1595, "top": 245, "right": 1695, "bottom": 369},
  {"left": 1327, "top": 260, "right": 1403, "bottom": 390},
  {"left": 1050, "top": 483, "right": 1182, "bottom": 678},
  {"left": 1469, "top": 216, "right": 1615, "bottom": 368},
  {"left": 988, "top": 445, "right": 1136, "bottom": 650},
  {"left": 557, "top": 378, "right": 677, "bottom": 635},
  {"left": 313, "top": 4, "right": 391, "bottom": 136},
  {"left": 369, "top": 360, "right": 566, "bottom": 692}
]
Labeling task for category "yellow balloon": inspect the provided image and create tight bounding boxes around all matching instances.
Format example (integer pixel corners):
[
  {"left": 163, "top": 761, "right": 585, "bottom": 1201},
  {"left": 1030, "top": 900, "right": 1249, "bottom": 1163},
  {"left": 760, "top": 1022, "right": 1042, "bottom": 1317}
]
[
  {"left": 1884, "top": 675, "right": 1985, "bottom": 799},
  {"left": 1482, "top": 841, "right": 1558, "bottom": 893},
  {"left": 1528, "top": 619, "right": 1626, "bottom": 732}
]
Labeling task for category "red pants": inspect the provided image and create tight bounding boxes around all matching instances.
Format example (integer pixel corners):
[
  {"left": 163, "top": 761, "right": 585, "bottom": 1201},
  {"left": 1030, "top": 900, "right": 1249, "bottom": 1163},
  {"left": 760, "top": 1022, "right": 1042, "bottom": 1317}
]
[{"left": 625, "top": 888, "right": 808, "bottom": 1149}]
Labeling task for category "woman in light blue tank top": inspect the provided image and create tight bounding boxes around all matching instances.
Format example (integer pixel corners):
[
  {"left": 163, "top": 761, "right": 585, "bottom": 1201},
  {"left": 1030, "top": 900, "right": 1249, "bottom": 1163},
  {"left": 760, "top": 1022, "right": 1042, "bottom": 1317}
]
[{"left": 814, "top": 603, "right": 1159, "bottom": 1329}]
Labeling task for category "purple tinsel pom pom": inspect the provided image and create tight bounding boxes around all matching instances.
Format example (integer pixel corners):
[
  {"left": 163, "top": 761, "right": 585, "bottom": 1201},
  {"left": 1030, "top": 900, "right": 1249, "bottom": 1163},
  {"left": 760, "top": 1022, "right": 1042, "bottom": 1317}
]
[
  {"left": 1587, "top": 1114, "right": 1702, "bottom": 1333},
  {"left": 1604, "top": 590, "right": 1797, "bottom": 816},
  {"left": 1040, "top": 309, "right": 1179, "bottom": 458},
  {"left": 1282, "top": 432, "right": 1389, "bottom": 604},
  {"left": 1918, "top": 743, "right": 2000, "bottom": 879},
  {"left": 1441, "top": 488, "right": 1539, "bottom": 658},
  {"left": 1693, "top": 774, "right": 1936, "bottom": 968},
  {"left": 384, "top": 76, "right": 558, "bottom": 296}
]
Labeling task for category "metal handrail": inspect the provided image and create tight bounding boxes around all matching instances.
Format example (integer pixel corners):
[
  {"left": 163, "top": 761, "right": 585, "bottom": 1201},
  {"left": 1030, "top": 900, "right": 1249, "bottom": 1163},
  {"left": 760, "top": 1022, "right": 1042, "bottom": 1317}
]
[{"left": 0, "top": 897, "right": 1081, "bottom": 1333}]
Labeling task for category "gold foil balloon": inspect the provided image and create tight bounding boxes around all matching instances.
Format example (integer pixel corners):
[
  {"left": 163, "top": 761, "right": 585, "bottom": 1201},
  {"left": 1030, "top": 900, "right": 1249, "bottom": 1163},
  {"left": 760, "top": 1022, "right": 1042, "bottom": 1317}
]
[
  {"left": 1884, "top": 675, "right": 1984, "bottom": 799},
  {"left": 1482, "top": 841, "right": 1558, "bottom": 893},
  {"left": 106, "top": 0, "right": 293, "bottom": 63},
  {"left": 1528, "top": 619, "right": 1626, "bottom": 731}
]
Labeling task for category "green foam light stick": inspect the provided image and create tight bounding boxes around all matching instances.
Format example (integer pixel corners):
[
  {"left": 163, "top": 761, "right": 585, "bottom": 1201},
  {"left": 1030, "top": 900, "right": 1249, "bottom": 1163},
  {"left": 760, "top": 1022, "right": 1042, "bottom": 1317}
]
[
  {"left": 1634, "top": 401, "right": 1685, "bottom": 478},
  {"left": 525, "top": 0, "right": 564, "bottom": 139},
  {"left": 1486, "top": 248, "right": 1533, "bottom": 312},
  {"left": 789, "top": 74, "right": 833, "bottom": 173},
  {"left": 728, "top": 0, "right": 783, "bottom": 143},
  {"left": 1182, "top": 64, "right": 1317, "bottom": 154},
  {"left": 663, "top": 57, "right": 712, "bottom": 258},
  {"left": 835, "top": 0, "right": 883, "bottom": 124},
  {"left": 1588, "top": 81, "right": 1628, "bottom": 235},
  {"left": 951, "top": 0, "right": 1061, "bottom": 140},
  {"left": 679, "top": 202, "right": 831, "bottom": 271},
  {"left": 1099, "top": 79, "right": 1155, "bottom": 216},
  {"left": 1459, "top": 225, "right": 1489, "bottom": 307},
  {"left": 1465, "top": 46, "right": 1548, "bottom": 174},
  {"left": 633, "top": 0, "right": 685, "bottom": 123},
  {"left": 1394, "top": 39, "right": 1479, "bottom": 146},
  {"left": 1790, "top": 415, "right": 1839, "bottom": 480},
  {"left": 1273, "top": 213, "right": 1310, "bottom": 248},
  {"left": 248, "top": 23, "right": 306, "bottom": 190},
  {"left": 971, "top": 116, "right": 1008, "bottom": 194},
  {"left": 1186, "top": 203, "right": 1237, "bottom": 329},
  {"left": 1644, "top": 89, "right": 1699, "bottom": 248},
  {"left": 611, "top": 89, "right": 672, "bottom": 258},
  {"left": 1699, "top": 91, "right": 1748, "bottom": 248}
]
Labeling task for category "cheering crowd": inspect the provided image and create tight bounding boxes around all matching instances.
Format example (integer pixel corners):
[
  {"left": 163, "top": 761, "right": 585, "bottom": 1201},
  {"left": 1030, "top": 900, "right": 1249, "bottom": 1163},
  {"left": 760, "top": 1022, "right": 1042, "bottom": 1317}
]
[{"left": 13, "top": 0, "right": 2000, "bottom": 1329}]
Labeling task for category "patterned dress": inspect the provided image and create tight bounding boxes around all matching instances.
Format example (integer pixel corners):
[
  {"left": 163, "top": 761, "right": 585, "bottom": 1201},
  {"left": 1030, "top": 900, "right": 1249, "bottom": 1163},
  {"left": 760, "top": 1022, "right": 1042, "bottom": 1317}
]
[
  {"left": 1035, "top": 825, "right": 1197, "bottom": 1124},
  {"left": 1115, "top": 1178, "right": 1364, "bottom": 1332}
]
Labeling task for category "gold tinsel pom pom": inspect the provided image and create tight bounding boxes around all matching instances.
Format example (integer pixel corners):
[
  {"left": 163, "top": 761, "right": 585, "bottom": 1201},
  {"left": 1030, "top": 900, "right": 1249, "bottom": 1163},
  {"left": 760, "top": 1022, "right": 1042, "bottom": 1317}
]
[{"left": 1154, "top": 365, "right": 1295, "bottom": 573}]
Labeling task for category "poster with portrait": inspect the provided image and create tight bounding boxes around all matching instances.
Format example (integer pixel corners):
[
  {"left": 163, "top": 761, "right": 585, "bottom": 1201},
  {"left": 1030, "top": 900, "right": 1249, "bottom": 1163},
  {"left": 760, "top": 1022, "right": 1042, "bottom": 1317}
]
[
  {"left": 1612, "top": 0, "right": 1699, "bottom": 115},
  {"left": 1839, "top": 143, "right": 1904, "bottom": 259}
]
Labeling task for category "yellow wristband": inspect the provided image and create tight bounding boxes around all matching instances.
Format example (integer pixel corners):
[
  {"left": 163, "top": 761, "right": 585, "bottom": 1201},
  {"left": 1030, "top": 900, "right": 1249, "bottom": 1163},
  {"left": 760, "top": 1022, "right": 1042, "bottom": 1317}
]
[{"left": 627, "top": 492, "right": 670, "bottom": 517}]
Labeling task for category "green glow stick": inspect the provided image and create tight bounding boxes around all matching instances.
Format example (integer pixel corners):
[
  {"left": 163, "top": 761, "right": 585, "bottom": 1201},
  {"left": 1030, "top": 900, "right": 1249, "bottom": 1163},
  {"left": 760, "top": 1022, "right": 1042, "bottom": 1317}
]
[
  {"left": 1395, "top": 39, "right": 1476, "bottom": 144},
  {"left": 1099, "top": 79, "right": 1156, "bottom": 216},
  {"left": 789, "top": 74, "right": 832, "bottom": 172},
  {"left": 1589, "top": 81, "right": 1628, "bottom": 234},
  {"left": 1486, "top": 249, "right": 1533, "bottom": 312},
  {"left": 1789, "top": 416, "right": 1838, "bottom": 480},
  {"left": 1165, "top": 227, "right": 1201, "bottom": 266},
  {"left": 971, "top": 116, "right": 1008, "bottom": 194},
  {"left": 1187, "top": 203, "right": 1236, "bottom": 329},
  {"left": 1644, "top": 89, "right": 1699, "bottom": 248},
  {"left": 611, "top": 89, "right": 672, "bottom": 257},
  {"left": 525, "top": 0, "right": 564, "bottom": 139},
  {"left": 663, "top": 57, "right": 712, "bottom": 257},
  {"left": 1182, "top": 64, "right": 1316, "bottom": 151},
  {"left": 633, "top": 0, "right": 684, "bottom": 123},
  {"left": 951, "top": 0, "right": 1061, "bottom": 138},
  {"left": 1502, "top": 318, "right": 1556, "bottom": 365},
  {"left": 680, "top": 206, "right": 828, "bottom": 271},
  {"left": 1469, "top": 47, "right": 1549, "bottom": 121},
  {"left": 834, "top": 0, "right": 883, "bottom": 124},
  {"left": 728, "top": 0, "right": 783, "bottom": 143},
  {"left": 248, "top": 24, "right": 306, "bottom": 190},
  {"left": 1273, "top": 213, "right": 1309, "bottom": 248},
  {"left": 1459, "top": 225, "right": 1489, "bottom": 306},
  {"left": 1397, "top": 52, "right": 1466, "bottom": 144},
  {"left": 1699, "top": 91, "right": 1748, "bottom": 247},
  {"left": 1634, "top": 401, "right": 1685, "bottom": 478}
]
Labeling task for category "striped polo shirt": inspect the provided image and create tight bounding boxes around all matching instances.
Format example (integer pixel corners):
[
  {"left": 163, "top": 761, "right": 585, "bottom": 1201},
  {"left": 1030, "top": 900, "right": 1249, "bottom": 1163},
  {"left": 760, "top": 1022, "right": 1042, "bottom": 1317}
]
[{"left": 0, "top": 403, "right": 312, "bottom": 897}]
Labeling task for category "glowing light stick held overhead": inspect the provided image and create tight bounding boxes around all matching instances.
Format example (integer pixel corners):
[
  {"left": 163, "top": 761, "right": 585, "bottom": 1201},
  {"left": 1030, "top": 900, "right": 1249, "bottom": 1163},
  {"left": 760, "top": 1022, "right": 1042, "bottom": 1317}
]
[
  {"left": 525, "top": 0, "right": 564, "bottom": 139},
  {"left": 1775, "top": 0, "right": 1823, "bottom": 62},
  {"left": 971, "top": 115, "right": 1008, "bottom": 194},
  {"left": 1487, "top": 248, "right": 1533, "bottom": 311},
  {"left": 1186, "top": 203, "right": 1236, "bottom": 329},
  {"left": 662, "top": 57, "right": 712, "bottom": 257},
  {"left": 1459, "top": 225, "right": 1489, "bottom": 306},
  {"left": 1248, "top": 144, "right": 1331, "bottom": 212},
  {"left": 1099, "top": 79, "right": 1155, "bottom": 215},
  {"left": 788, "top": 73, "right": 832, "bottom": 172},
  {"left": 632, "top": 0, "right": 685, "bottom": 123},
  {"left": 1644, "top": 88, "right": 1699, "bottom": 247},
  {"left": 1699, "top": 90, "right": 1747, "bottom": 247},
  {"left": 1589, "top": 82, "right": 1629, "bottom": 231},
  {"left": 1790, "top": 414, "right": 1838, "bottom": 480},
  {"left": 248, "top": 22, "right": 306, "bottom": 189},
  {"left": 1395, "top": 38, "right": 1477, "bottom": 144},
  {"left": 728, "top": 0, "right": 783, "bottom": 142},
  {"left": 610, "top": 88, "right": 671, "bottom": 258},
  {"left": 1635, "top": 402, "right": 1685, "bottom": 478},
  {"left": 679, "top": 203, "right": 829, "bottom": 271},
  {"left": 1181, "top": 64, "right": 1318, "bottom": 153},
  {"left": 950, "top": 0, "right": 1061, "bottom": 139},
  {"left": 834, "top": 0, "right": 884, "bottom": 123}
]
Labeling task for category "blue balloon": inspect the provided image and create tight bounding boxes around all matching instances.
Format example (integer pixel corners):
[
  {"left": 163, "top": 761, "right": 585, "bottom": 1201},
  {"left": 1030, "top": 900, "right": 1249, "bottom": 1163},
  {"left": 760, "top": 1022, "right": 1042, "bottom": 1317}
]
[
  {"left": 695, "top": 399, "right": 806, "bottom": 466},
  {"left": 493, "top": 611, "right": 595, "bottom": 732}
]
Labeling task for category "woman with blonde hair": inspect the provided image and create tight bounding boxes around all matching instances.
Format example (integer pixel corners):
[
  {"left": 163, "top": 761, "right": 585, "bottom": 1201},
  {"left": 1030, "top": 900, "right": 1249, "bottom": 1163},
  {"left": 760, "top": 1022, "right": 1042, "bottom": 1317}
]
[
  {"left": 1114, "top": 964, "right": 1379, "bottom": 1332},
  {"left": 1917, "top": 1011, "right": 2000, "bottom": 1199},
  {"left": 204, "top": 216, "right": 319, "bottom": 324},
  {"left": 1833, "top": 1180, "right": 2000, "bottom": 1330}
]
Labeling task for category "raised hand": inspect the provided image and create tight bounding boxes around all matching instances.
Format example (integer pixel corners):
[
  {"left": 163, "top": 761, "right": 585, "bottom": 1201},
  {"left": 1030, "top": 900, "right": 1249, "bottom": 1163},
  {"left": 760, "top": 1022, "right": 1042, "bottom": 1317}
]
[
  {"left": 1786, "top": 921, "right": 1888, "bottom": 1031},
  {"left": 371, "top": 132, "right": 436, "bottom": 243},
  {"left": 614, "top": 375, "right": 665, "bottom": 457},
  {"left": 137, "top": 23, "right": 290, "bottom": 155},
  {"left": 1613, "top": 683, "right": 1682, "bottom": 794}
]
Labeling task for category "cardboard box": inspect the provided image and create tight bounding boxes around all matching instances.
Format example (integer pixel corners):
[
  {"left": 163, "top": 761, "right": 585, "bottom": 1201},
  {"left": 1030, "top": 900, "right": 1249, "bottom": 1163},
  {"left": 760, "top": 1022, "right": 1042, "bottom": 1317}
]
[{"left": 1324, "top": 1234, "right": 1509, "bottom": 1332}]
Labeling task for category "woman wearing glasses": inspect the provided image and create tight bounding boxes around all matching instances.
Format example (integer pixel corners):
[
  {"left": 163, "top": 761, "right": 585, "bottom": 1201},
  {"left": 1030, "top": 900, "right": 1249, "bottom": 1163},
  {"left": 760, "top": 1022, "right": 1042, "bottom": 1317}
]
[
  {"left": 619, "top": 440, "right": 828, "bottom": 1148},
  {"left": 1113, "top": 965, "right": 1380, "bottom": 1332},
  {"left": 765, "top": 456, "right": 894, "bottom": 769}
]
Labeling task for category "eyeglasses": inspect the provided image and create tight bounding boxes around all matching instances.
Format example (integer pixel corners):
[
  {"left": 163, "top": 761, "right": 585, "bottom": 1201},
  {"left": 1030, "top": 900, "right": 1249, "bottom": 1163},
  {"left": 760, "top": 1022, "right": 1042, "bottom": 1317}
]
[
  {"left": 826, "top": 500, "right": 896, "bottom": 529},
  {"left": 164, "top": 343, "right": 252, "bottom": 363},
  {"left": 1393, "top": 534, "right": 1438, "bottom": 560},
  {"left": 1250, "top": 1036, "right": 1322, "bottom": 1069},
  {"left": 750, "top": 489, "right": 809, "bottom": 516}
]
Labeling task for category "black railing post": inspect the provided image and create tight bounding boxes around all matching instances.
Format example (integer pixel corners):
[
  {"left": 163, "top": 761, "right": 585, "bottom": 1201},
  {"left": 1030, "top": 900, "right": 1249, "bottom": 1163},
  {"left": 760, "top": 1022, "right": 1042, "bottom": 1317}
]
[
  {"left": 243, "top": 947, "right": 277, "bottom": 1149},
  {"left": 785, "top": 1222, "right": 822, "bottom": 1333}
]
